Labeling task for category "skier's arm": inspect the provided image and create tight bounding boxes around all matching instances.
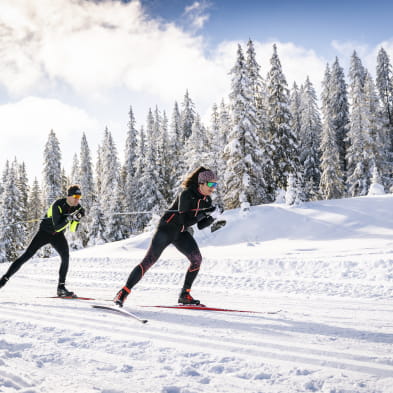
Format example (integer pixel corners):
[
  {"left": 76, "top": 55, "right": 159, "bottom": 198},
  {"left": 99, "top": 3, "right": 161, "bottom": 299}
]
[
  {"left": 177, "top": 190, "right": 193, "bottom": 231},
  {"left": 51, "top": 200, "right": 69, "bottom": 232}
]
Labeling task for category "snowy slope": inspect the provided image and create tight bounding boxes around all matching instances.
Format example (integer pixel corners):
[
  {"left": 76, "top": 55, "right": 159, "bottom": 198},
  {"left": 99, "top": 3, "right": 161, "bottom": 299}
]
[{"left": 1, "top": 195, "right": 393, "bottom": 393}]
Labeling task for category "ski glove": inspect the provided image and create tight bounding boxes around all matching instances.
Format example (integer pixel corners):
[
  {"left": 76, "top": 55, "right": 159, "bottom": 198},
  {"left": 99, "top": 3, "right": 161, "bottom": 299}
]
[{"left": 197, "top": 215, "right": 214, "bottom": 230}]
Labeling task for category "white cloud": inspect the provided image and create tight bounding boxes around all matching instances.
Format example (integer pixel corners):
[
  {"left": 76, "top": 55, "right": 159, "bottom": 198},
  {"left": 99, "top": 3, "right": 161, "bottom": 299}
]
[
  {"left": 0, "top": 97, "right": 99, "bottom": 179},
  {"left": 4, "top": 0, "right": 393, "bottom": 182}
]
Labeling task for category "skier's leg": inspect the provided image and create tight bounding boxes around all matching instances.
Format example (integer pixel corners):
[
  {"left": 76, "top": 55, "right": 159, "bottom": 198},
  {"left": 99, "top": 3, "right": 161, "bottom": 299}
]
[
  {"left": 50, "top": 232, "right": 70, "bottom": 285},
  {"left": 173, "top": 231, "right": 202, "bottom": 304},
  {"left": 1, "top": 231, "right": 50, "bottom": 282},
  {"left": 114, "top": 227, "right": 174, "bottom": 306},
  {"left": 125, "top": 227, "right": 173, "bottom": 289}
]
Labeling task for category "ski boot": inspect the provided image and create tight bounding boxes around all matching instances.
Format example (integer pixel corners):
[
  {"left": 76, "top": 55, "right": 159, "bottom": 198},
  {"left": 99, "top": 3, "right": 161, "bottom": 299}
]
[
  {"left": 178, "top": 288, "right": 200, "bottom": 305},
  {"left": 114, "top": 286, "right": 131, "bottom": 307},
  {"left": 57, "top": 283, "right": 76, "bottom": 298},
  {"left": 0, "top": 276, "right": 9, "bottom": 289}
]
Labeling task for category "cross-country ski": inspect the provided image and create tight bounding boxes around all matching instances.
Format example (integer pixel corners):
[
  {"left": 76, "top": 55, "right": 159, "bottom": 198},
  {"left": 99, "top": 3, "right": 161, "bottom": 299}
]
[{"left": 92, "top": 304, "right": 148, "bottom": 324}]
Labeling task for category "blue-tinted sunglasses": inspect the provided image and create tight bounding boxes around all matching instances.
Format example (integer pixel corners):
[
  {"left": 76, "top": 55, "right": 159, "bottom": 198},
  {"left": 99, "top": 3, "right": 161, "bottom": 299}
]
[{"left": 206, "top": 182, "right": 218, "bottom": 188}]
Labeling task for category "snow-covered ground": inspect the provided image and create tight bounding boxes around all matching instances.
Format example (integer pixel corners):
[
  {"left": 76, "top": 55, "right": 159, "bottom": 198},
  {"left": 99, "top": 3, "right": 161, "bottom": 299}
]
[{"left": 1, "top": 195, "right": 393, "bottom": 393}]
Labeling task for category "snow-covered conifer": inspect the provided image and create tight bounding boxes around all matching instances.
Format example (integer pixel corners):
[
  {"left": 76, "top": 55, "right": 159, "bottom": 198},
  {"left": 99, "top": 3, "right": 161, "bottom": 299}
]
[
  {"left": 43, "top": 130, "right": 62, "bottom": 206},
  {"left": 180, "top": 90, "right": 196, "bottom": 142},
  {"left": 319, "top": 64, "right": 345, "bottom": 199},
  {"left": 299, "top": 77, "right": 322, "bottom": 200},
  {"left": 330, "top": 57, "right": 350, "bottom": 173},
  {"left": 223, "top": 44, "right": 263, "bottom": 209},
  {"left": 266, "top": 44, "right": 299, "bottom": 193}
]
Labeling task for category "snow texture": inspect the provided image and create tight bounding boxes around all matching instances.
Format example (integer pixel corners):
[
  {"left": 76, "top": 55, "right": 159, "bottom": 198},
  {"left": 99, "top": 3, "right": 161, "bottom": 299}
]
[{"left": 1, "top": 195, "right": 393, "bottom": 392}]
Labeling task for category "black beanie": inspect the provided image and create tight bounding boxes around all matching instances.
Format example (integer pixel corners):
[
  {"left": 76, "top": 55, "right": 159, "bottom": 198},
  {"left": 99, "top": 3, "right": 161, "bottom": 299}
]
[{"left": 67, "top": 185, "right": 82, "bottom": 196}]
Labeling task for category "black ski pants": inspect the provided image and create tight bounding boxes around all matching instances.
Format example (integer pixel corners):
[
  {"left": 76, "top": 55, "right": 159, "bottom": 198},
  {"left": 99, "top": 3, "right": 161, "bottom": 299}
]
[
  {"left": 4, "top": 230, "right": 70, "bottom": 284},
  {"left": 125, "top": 224, "right": 202, "bottom": 290}
]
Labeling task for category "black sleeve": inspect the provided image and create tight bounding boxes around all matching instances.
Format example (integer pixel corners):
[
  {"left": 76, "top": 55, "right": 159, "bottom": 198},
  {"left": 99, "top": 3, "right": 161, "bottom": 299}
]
[
  {"left": 51, "top": 200, "right": 69, "bottom": 232},
  {"left": 177, "top": 190, "right": 193, "bottom": 227},
  {"left": 197, "top": 215, "right": 214, "bottom": 230}
]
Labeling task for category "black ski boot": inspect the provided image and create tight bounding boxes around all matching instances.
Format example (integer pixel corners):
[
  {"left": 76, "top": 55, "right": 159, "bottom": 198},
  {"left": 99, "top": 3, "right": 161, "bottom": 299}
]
[
  {"left": 0, "top": 276, "right": 9, "bottom": 289},
  {"left": 113, "top": 286, "right": 130, "bottom": 307},
  {"left": 57, "top": 284, "right": 76, "bottom": 297},
  {"left": 178, "top": 288, "right": 200, "bottom": 305}
]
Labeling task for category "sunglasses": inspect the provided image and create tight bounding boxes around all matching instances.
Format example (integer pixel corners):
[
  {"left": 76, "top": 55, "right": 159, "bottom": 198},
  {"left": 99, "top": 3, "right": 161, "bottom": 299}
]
[
  {"left": 206, "top": 182, "right": 218, "bottom": 188},
  {"left": 72, "top": 194, "right": 82, "bottom": 199}
]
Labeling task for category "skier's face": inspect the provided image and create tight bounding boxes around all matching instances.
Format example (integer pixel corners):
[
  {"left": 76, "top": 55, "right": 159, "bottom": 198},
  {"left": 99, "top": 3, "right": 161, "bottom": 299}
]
[
  {"left": 199, "top": 181, "right": 217, "bottom": 196},
  {"left": 66, "top": 195, "right": 81, "bottom": 206}
]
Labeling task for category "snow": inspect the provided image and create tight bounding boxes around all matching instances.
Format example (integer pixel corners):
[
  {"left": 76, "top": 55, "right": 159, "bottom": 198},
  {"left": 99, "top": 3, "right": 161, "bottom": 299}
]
[{"left": 1, "top": 195, "right": 393, "bottom": 393}]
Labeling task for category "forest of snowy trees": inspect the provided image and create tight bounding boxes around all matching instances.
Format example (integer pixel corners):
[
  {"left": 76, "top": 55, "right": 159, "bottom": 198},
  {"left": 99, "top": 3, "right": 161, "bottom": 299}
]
[{"left": 1, "top": 41, "right": 392, "bottom": 262}]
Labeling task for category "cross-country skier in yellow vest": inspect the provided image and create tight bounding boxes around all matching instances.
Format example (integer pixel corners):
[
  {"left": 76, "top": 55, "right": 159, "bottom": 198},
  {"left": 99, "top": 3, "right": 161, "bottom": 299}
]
[{"left": 0, "top": 185, "right": 85, "bottom": 297}]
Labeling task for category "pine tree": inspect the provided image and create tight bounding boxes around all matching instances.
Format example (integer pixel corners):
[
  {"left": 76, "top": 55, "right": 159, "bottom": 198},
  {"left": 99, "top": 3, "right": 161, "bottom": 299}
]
[
  {"left": 346, "top": 52, "right": 370, "bottom": 196},
  {"left": 43, "top": 130, "right": 62, "bottom": 206},
  {"left": 246, "top": 38, "right": 270, "bottom": 203},
  {"left": 100, "top": 128, "right": 125, "bottom": 241},
  {"left": 299, "top": 77, "right": 322, "bottom": 200},
  {"left": 223, "top": 44, "right": 262, "bottom": 210},
  {"left": 79, "top": 132, "right": 94, "bottom": 210},
  {"left": 266, "top": 44, "right": 299, "bottom": 194},
  {"left": 169, "top": 101, "right": 184, "bottom": 196},
  {"left": 376, "top": 47, "right": 393, "bottom": 152},
  {"left": 330, "top": 57, "right": 350, "bottom": 173},
  {"left": 319, "top": 64, "right": 345, "bottom": 199},
  {"left": 0, "top": 161, "right": 26, "bottom": 261},
  {"left": 27, "top": 178, "right": 44, "bottom": 238},
  {"left": 123, "top": 106, "right": 138, "bottom": 208},
  {"left": 180, "top": 90, "right": 196, "bottom": 142}
]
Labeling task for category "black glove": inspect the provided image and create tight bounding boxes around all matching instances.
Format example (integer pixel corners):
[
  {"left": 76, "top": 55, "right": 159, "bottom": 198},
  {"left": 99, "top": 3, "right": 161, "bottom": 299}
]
[
  {"left": 197, "top": 215, "right": 214, "bottom": 230},
  {"left": 203, "top": 206, "right": 216, "bottom": 213}
]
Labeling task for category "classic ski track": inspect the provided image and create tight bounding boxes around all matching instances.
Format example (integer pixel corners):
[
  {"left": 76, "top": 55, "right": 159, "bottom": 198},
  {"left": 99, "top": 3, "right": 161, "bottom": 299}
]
[{"left": 1, "top": 301, "right": 392, "bottom": 379}]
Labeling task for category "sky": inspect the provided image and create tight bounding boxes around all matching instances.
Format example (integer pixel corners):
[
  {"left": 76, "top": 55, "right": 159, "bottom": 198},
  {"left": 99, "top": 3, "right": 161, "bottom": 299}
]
[{"left": 1, "top": 0, "right": 393, "bottom": 182}]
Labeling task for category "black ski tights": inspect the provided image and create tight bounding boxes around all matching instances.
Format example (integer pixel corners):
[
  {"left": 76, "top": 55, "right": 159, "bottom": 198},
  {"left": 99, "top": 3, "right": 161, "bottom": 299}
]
[
  {"left": 125, "top": 226, "right": 202, "bottom": 290},
  {"left": 3, "top": 230, "right": 70, "bottom": 283}
]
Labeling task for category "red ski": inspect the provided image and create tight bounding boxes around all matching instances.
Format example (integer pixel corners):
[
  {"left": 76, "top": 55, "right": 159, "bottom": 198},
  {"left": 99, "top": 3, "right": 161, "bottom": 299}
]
[{"left": 139, "top": 304, "right": 281, "bottom": 314}]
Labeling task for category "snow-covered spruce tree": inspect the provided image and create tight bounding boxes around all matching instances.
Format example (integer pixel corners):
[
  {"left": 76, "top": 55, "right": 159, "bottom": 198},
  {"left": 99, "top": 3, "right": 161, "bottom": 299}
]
[
  {"left": 16, "top": 162, "right": 30, "bottom": 232},
  {"left": 100, "top": 128, "right": 126, "bottom": 242},
  {"left": 367, "top": 165, "right": 385, "bottom": 195},
  {"left": 168, "top": 101, "right": 185, "bottom": 196},
  {"left": 43, "top": 129, "right": 62, "bottom": 206},
  {"left": 246, "top": 38, "right": 271, "bottom": 203},
  {"left": 346, "top": 53, "right": 371, "bottom": 196},
  {"left": 27, "top": 178, "right": 44, "bottom": 238},
  {"left": 319, "top": 64, "right": 345, "bottom": 199},
  {"left": 135, "top": 112, "right": 165, "bottom": 232},
  {"left": 132, "top": 126, "right": 149, "bottom": 233},
  {"left": 79, "top": 133, "right": 95, "bottom": 209},
  {"left": 330, "top": 57, "right": 350, "bottom": 173},
  {"left": 376, "top": 47, "right": 393, "bottom": 153},
  {"left": 223, "top": 43, "right": 262, "bottom": 210},
  {"left": 208, "top": 103, "right": 225, "bottom": 207},
  {"left": 0, "top": 161, "right": 26, "bottom": 261},
  {"left": 70, "top": 154, "right": 80, "bottom": 185},
  {"left": 180, "top": 89, "right": 196, "bottom": 143},
  {"left": 154, "top": 107, "right": 171, "bottom": 202},
  {"left": 363, "top": 73, "right": 389, "bottom": 189},
  {"left": 266, "top": 44, "right": 299, "bottom": 195},
  {"left": 299, "top": 76, "right": 322, "bottom": 200},
  {"left": 122, "top": 107, "right": 138, "bottom": 217},
  {"left": 184, "top": 114, "right": 211, "bottom": 172}
]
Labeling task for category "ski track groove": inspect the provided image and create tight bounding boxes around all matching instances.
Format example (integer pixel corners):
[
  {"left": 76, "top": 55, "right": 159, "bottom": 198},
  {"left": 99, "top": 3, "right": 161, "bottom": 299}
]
[{"left": 1, "top": 301, "right": 392, "bottom": 379}]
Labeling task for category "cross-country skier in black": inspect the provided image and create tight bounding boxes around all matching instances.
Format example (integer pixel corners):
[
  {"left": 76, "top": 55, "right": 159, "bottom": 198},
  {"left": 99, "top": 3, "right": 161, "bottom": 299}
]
[
  {"left": 114, "top": 167, "right": 220, "bottom": 307},
  {"left": 0, "top": 185, "right": 85, "bottom": 297}
]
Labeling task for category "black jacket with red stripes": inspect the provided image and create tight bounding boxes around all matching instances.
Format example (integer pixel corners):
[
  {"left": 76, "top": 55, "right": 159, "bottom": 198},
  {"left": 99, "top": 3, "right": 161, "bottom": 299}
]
[{"left": 160, "top": 184, "right": 215, "bottom": 231}]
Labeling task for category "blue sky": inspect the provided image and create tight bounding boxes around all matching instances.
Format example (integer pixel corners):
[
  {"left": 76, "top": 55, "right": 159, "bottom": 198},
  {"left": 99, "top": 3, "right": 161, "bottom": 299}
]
[
  {"left": 1, "top": 0, "right": 393, "bottom": 181},
  {"left": 140, "top": 0, "right": 393, "bottom": 59}
]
